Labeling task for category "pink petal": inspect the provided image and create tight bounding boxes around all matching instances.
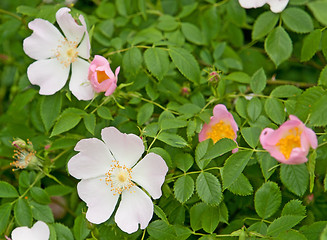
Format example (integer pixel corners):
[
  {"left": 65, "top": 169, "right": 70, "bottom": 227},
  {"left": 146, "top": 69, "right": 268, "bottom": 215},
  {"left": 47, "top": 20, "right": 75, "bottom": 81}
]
[
  {"left": 27, "top": 58, "right": 69, "bottom": 95},
  {"left": 77, "top": 177, "right": 119, "bottom": 224},
  {"left": 131, "top": 153, "right": 168, "bottom": 199},
  {"left": 303, "top": 128, "right": 318, "bottom": 149},
  {"left": 68, "top": 138, "right": 113, "bottom": 179},
  {"left": 55, "top": 7, "right": 85, "bottom": 43},
  {"left": 23, "top": 19, "right": 64, "bottom": 60},
  {"left": 198, "top": 122, "right": 210, "bottom": 142},
  {"left": 70, "top": 58, "right": 95, "bottom": 101},
  {"left": 213, "top": 104, "right": 238, "bottom": 134},
  {"left": 282, "top": 148, "right": 308, "bottom": 164},
  {"left": 267, "top": 0, "right": 289, "bottom": 13},
  {"left": 115, "top": 186, "right": 153, "bottom": 234},
  {"left": 101, "top": 127, "right": 144, "bottom": 168}
]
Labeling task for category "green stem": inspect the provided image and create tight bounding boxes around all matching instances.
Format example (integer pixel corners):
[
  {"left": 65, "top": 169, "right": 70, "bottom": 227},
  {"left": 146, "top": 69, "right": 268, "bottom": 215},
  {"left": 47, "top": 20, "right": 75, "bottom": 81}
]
[
  {"left": 147, "top": 129, "right": 162, "bottom": 154},
  {"left": 267, "top": 79, "right": 316, "bottom": 88},
  {"left": 0, "top": 8, "right": 22, "bottom": 21}
]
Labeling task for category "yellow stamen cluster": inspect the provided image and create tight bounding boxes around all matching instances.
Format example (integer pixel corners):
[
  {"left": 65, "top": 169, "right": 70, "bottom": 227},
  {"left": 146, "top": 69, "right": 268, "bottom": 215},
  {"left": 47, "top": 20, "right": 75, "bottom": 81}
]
[
  {"left": 11, "top": 149, "right": 36, "bottom": 170},
  {"left": 276, "top": 128, "right": 302, "bottom": 160},
  {"left": 55, "top": 39, "right": 78, "bottom": 68},
  {"left": 206, "top": 120, "right": 235, "bottom": 143},
  {"left": 102, "top": 159, "right": 134, "bottom": 195}
]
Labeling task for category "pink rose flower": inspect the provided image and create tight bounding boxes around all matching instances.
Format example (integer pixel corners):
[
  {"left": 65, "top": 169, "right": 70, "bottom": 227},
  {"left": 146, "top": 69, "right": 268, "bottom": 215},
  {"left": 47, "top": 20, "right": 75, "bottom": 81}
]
[
  {"left": 88, "top": 55, "right": 120, "bottom": 96},
  {"left": 199, "top": 104, "right": 238, "bottom": 150},
  {"left": 260, "top": 115, "right": 317, "bottom": 164}
]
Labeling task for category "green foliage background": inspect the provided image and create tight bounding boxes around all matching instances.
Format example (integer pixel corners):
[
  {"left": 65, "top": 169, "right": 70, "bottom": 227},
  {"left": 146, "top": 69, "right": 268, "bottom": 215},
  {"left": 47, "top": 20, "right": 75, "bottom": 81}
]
[{"left": 1, "top": 0, "right": 327, "bottom": 239}]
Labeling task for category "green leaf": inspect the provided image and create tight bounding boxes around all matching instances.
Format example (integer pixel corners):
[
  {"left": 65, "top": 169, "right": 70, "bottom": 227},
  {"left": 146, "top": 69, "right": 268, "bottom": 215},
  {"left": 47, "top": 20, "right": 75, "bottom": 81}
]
[
  {"left": 252, "top": 11, "right": 279, "bottom": 40},
  {"left": 14, "top": 198, "right": 32, "bottom": 227},
  {"left": 30, "top": 201, "right": 54, "bottom": 223},
  {"left": 83, "top": 113, "right": 96, "bottom": 135},
  {"left": 97, "top": 106, "right": 113, "bottom": 120},
  {"left": 154, "top": 205, "right": 169, "bottom": 224},
  {"left": 147, "top": 220, "right": 176, "bottom": 240},
  {"left": 309, "top": 95, "right": 327, "bottom": 126},
  {"left": 137, "top": 103, "right": 154, "bottom": 126},
  {"left": 265, "top": 26, "right": 292, "bottom": 67},
  {"left": 122, "top": 47, "right": 143, "bottom": 75},
  {"left": 267, "top": 215, "right": 305, "bottom": 236},
  {"left": 169, "top": 47, "right": 200, "bottom": 84},
  {"left": 322, "top": 30, "right": 327, "bottom": 60},
  {"left": 54, "top": 223, "right": 74, "bottom": 240},
  {"left": 280, "top": 164, "right": 309, "bottom": 196},
  {"left": 157, "top": 15, "right": 179, "bottom": 31},
  {"left": 308, "top": 151, "right": 316, "bottom": 193},
  {"left": 16, "top": 5, "right": 38, "bottom": 16},
  {"left": 228, "top": 173, "right": 253, "bottom": 196},
  {"left": 277, "top": 229, "right": 307, "bottom": 240},
  {"left": 181, "top": 22, "right": 203, "bottom": 45},
  {"left": 196, "top": 172, "right": 222, "bottom": 206},
  {"left": 222, "top": 150, "right": 253, "bottom": 189},
  {"left": 250, "top": 68, "right": 266, "bottom": 94},
  {"left": 0, "top": 203, "right": 12, "bottom": 235},
  {"left": 190, "top": 203, "right": 206, "bottom": 231},
  {"left": 0, "top": 181, "right": 19, "bottom": 198},
  {"left": 264, "top": 98, "right": 285, "bottom": 124},
  {"left": 270, "top": 85, "right": 302, "bottom": 98},
  {"left": 254, "top": 181, "right": 282, "bottom": 219},
  {"left": 175, "top": 153, "right": 193, "bottom": 172},
  {"left": 174, "top": 175, "right": 194, "bottom": 203},
  {"left": 247, "top": 97, "right": 262, "bottom": 122},
  {"left": 308, "top": 1, "right": 327, "bottom": 26},
  {"left": 202, "top": 205, "right": 220, "bottom": 233},
  {"left": 30, "top": 187, "right": 51, "bottom": 204},
  {"left": 45, "top": 185, "right": 73, "bottom": 196},
  {"left": 157, "top": 132, "right": 188, "bottom": 148},
  {"left": 160, "top": 118, "right": 188, "bottom": 130},
  {"left": 235, "top": 97, "right": 247, "bottom": 118},
  {"left": 195, "top": 140, "right": 211, "bottom": 170},
  {"left": 149, "top": 147, "right": 172, "bottom": 168},
  {"left": 241, "top": 127, "right": 261, "bottom": 148},
  {"left": 300, "top": 221, "right": 327, "bottom": 240},
  {"left": 226, "top": 0, "right": 246, "bottom": 27},
  {"left": 73, "top": 215, "right": 91, "bottom": 240},
  {"left": 318, "top": 66, "right": 327, "bottom": 87},
  {"left": 282, "top": 199, "right": 306, "bottom": 216},
  {"left": 257, "top": 152, "right": 278, "bottom": 181},
  {"left": 144, "top": 48, "right": 169, "bottom": 81},
  {"left": 294, "top": 86, "right": 325, "bottom": 121},
  {"left": 301, "top": 29, "right": 322, "bottom": 62},
  {"left": 50, "top": 108, "right": 84, "bottom": 137},
  {"left": 40, "top": 93, "right": 62, "bottom": 132},
  {"left": 224, "top": 72, "right": 250, "bottom": 84},
  {"left": 202, "top": 138, "right": 237, "bottom": 160},
  {"left": 281, "top": 8, "right": 313, "bottom": 33}
]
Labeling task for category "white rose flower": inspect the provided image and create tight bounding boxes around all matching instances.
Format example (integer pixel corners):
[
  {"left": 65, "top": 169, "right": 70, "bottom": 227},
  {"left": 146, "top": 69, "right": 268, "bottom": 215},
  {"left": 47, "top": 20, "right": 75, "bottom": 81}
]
[{"left": 11, "top": 221, "right": 49, "bottom": 240}]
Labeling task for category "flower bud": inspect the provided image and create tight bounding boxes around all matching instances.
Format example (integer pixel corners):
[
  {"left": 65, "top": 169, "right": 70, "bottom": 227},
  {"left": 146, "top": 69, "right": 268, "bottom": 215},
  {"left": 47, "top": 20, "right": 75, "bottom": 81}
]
[{"left": 88, "top": 55, "right": 120, "bottom": 97}]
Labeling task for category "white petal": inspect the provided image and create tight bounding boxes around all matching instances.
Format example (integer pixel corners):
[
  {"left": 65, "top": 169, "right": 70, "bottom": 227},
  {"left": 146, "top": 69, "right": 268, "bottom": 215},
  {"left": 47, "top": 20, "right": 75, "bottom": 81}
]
[
  {"left": 56, "top": 7, "right": 86, "bottom": 43},
  {"left": 27, "top": 58, "right": 69, "bottom": 95},
  {"left": 77, "top": 177, "right": 119, "bottom": 224},
  {"left": 68, "top": 138, "right": 114, "bottom": 179},
  {"left": 31, "top": 221, "right": 50, "bottom": 240},
  {"left": 267, "top": 0, "right": 289, "bottom": 13},
  {"left": 239, "top": 0, "right": 266, "bottom": 8},
  {"left": 132, "top": 153, "right": 168, "bottom": 199},
  {"left": 101, "top": 127, "right": 145, "bottom": 168},
  {"left": 115, "top": 186, "right": 153, "bottom": 234},
  {"left": 76, "top": 15, "right": 90, "bottom": 59},
  {"left": 12, "top": 221, "right": 49, "bottom": 240},
  {"left": 70, "top": 58, "right": 95, "bottom": 101},
  {"left": 23, "top": 19, "right": 64, "bottom": 60}
]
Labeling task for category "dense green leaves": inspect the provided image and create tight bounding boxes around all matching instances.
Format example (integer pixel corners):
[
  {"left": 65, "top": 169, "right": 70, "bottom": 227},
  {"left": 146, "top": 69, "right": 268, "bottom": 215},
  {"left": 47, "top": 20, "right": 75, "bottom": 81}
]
[
  {"left": 144, "top": 48, "right": 170, "bottom": 80},
  {"left": 267, "top": 215, "right": 304, "bottom": 236},
  {"left": 301, "top": 29, "right": 322, "bottom": 62},
  {"left": 196, "top": 172, "right": 222, "bottom": 205},
  {"left": 280, "top": 164, "right": 309, "bottom": 196}
]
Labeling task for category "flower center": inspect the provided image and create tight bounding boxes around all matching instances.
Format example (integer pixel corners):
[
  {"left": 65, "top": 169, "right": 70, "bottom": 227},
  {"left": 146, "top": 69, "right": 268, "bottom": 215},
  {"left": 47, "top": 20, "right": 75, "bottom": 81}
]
[
  {"left": 55, "top": 39, "right": 78, "bottom": 68},
  {"left": 96, "top": 71, "right": 110, "bottom": 83},
  {"left": 206, "top": 120, "right": 235, "bottom": 143},
  {"left": 276, "top": 128, "right": 302, "bottom": 160},
  {"left": 11, "top": 149, "right": 36, "bottom": 170},
  {"left": 103, "top": 160, "right": 134, "bottom": 195}
]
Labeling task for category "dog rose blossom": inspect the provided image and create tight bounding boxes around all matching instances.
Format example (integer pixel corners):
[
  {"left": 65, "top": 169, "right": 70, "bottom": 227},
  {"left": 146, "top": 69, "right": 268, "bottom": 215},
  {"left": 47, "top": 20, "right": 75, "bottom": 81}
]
[
  {"left": 88, "top": 55, "right": 120, "bottom": 96},
  {"left": 11, "top": 221, "right": 49, "bottom": 240},
  {"left": 260, "top": 115, "right": 317, "bottom": 164},
  {"left": 67, "top": 127, "right": 168, "bottom": 233},
  {"left": 239, "top": 0, "right": 289, "bottom": 13},
  {"left": 199, "top": 104, "right": 238, "bottom": 148},
  {"left": 23, "top": 7, "right": 94, "bottom": 100}
]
